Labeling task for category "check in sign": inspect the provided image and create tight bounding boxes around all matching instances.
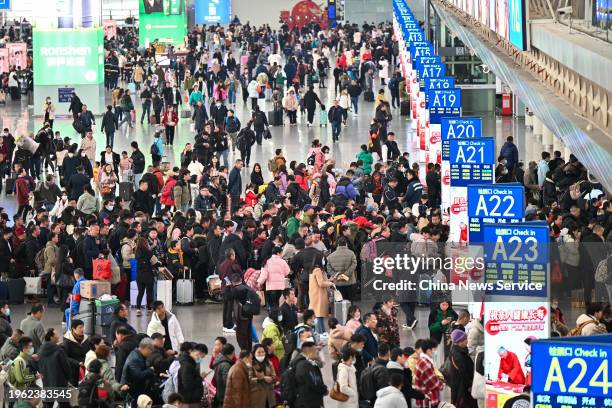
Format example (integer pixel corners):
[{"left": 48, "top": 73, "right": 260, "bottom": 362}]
[
  {"left": 424, "top": 77, "right": 454, "bottom": 90},
  {"left": 483, "top": 223, "right": 548, "bottom": 297},
  {"left": 449, "top": 138, "right": 495, "bottom": 187},
  {"left": 441, "top": 117, "right": 482, "bottom": 160},
  {"left": 467, "top": 184, "right": 525, "bottom": 242},
  {"left": 427, "top": 88, "right": 461, "bottom": 124},
  {"left": 414, "top": 56, "right": 441, "bottom": 71},
  {"left": 532, "top": 337, "right": 612, "bottom": 408}
]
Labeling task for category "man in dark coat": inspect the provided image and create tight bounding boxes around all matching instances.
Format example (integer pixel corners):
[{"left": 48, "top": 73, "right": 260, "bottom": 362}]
[
  {"left": 131, "top": 179, "right": 155, "bottom": 215},
  {"left": 499, "top": 136, "right": 519, "bottom": 174},
  {"left": 355, "top": 313, "right": 379, "bottom": 365},
  {"left": 328, "top": 100, "right": 344, "bottom": 142},
  {"left": 66, "top": 166, "right": 90, "bottom": 201},
  {"left": 120, "top": 337, "right": 156, "bottom": 400},
  {"left": 100, "top": 105, "right": 118, "bottom": 148},
  {"left": 192, "top": 100, "right": 209, "bottom": 134},
  {"left": 228, "top": 160, "right": 243, "bottom": 212},
  {"left": 114, "top": 328, "right": 139, "bottom": 382},
  {"left": 68, "top": 93, "right": 83, "bottom": 120},
  {"left": 303, "top": 86, "right": 322, "bottom": 126},
  {"left": 252, "top": 106, "right": 268, "bottom": 145},
  {"left": 293, "top": 342, "right": 327, "bottom": 408},
  {"left": 39, "top": 328, "right": 74, "bottom": 407},
  {"left": 177, "top": 343, "right": 207, "bottom": 405}
]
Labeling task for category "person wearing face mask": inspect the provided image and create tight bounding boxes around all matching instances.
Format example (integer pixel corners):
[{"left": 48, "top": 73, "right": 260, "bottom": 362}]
[
  {"left": 176, "top": 343, "right": 208, "bottom": 407},
  {"left": 222, "top": 349, "right": 252, "bottom": 408},
  {"left": 8, "top": 336, "right": 40, "bottom": 389},
  {"left": 0, "top": 302, "right": 12, "bottom": 345},
  {"left": 249, "top": 344, "right": 276, "bottom": 408}
]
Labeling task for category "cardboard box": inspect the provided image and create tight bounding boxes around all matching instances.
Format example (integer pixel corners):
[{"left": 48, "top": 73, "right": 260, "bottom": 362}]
[{"left": 80, "top": 281, "right": 111, "bottom": 299}]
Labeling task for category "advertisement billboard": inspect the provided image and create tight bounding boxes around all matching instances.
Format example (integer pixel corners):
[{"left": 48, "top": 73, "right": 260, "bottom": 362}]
[
  {"left": 195, "top": 0, "right": 232, "bottom": 25},
  {"left": 33, "top": 28, "right": 104, "bottom": 86},
  {"left": 7, "top": 43, "right": 27, "bottom": 70},
  {"left": 484, "top": 302, "right": 550, "bottom": 391},
  {"left": 0, "top": 48, "right": 8, "bottom": 73},
  {"left": 508, "top": 0, "right": 527, "bottom": 50},
  {"left": 139, "top": 0, "right": 187, "bottom": 46}
]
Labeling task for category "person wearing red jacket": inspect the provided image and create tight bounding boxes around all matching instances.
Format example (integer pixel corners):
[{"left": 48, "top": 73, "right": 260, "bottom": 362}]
[
  {"left": 161, "top": 105, "right": 179, "bottom": 146},
  {"left": 160, "top": 173, "right": 177, "bottom": 209},
  {"left": 15, "top": 167, "right": 34, "bottom": 220},
  {"left": 497, "top": 347, "right": 526, "bottom": 384}
]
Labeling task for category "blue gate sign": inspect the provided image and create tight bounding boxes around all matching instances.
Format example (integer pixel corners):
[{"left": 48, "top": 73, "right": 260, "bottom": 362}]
[
  {"left": 414, "top": 56, "right": 442, "bottom": 71},
  {"left": 467, "top": 183, "right": 525, "bottom": 242},
  {"left": 410, "top": 42, "right": 433, "bottom": 59},
  {"left": 0, "top": 0, "right": 10, "bottom": 10},
  {"left": 482, "top": 223, "right": 548, "bottom": 297},
  {"left": 532, "top": 336, "right": 612, "bottom": 408},
  {"left": 418, "top": 64, "right": 445, "bottom": 82},
  {"left": 424, "top": 77, "right": 454, "bottom": 90},
  {"left": 449, "top": 138, "right": 495, "bottom": 187},
  {"left": 441, "top": 117, "right": 482, "bottom": 160},
  {"left": 427, "top": 88, "right": 461, "bottom": 124}
]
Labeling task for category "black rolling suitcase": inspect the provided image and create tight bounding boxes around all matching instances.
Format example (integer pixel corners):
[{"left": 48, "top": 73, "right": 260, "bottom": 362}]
[
  {"left": 119, "top": 182, "right": 134, "bottom": 201},
  {"left": 268, "top": 109, "right": 283, "bottom": 126},
  {"left": 364, "top": 91, "right": 374, "bottom": 102},
  {"left": 400, "top": 100, "right": 410, "bottom": 116},
  {"left": 7, "top": 278, "right": 25, "bottom": 305}
]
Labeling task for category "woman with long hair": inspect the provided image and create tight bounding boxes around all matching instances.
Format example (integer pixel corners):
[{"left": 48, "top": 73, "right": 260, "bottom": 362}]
[
  {"left": 308, "top": 266, "right": 335, "bottom": 334},
  {"left": 134, "top": 237, "right": 161, "bottom": 315},
  {"left": 98, "top": 163, "right": 118, "bottom": 201},
  {"left": 55, "top": 245, "right": 74, "bottom": 323},
  {"left": 250, "top": 163, "right": 264, "bottom": 190},
  {"left": 248, "top": 343, "right": 276, "bottom": 408}
]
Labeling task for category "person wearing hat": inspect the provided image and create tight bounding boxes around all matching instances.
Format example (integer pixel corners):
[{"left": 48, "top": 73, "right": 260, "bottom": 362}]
[
  {"left": 449, "top": 329, "right": 477, "bottom": 408},
  {"left": 19, "top": 303, "right": 46, "bottom": 353}
]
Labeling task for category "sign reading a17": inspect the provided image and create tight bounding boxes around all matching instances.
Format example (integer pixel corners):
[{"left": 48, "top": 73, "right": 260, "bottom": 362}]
[{"left": 419, "top": 64, "right": 445, "bottom": 79}]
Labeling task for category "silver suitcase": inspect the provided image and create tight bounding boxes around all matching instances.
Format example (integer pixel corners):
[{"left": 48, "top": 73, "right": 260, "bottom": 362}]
[
  {"left": 333, "top": 300, "right": 351, "bottom": 325},
  {"left": 176, "top": 268, "right": 194, "bottom": 305}
]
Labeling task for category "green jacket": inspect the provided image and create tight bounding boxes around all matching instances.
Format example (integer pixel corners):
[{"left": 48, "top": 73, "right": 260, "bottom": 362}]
[
  {"left": 286, "top": 217, "right": 300, "bottom": 241},
  {"left": 262, "top": 318, "right": 285, "bottom": 360},
  {"left": 356, "top": 150, "right": 374, "bottom": 175},
  {"left": 428, "top": 308, "right": 458, "bottom": 343},
  {"left": 9, "top": 351, "right": 36, "bottom": 388}
]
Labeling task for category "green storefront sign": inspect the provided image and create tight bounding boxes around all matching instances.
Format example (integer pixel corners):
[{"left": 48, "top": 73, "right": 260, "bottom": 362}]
[
  {"left": 33, "top": 28, "right": 104, "bottom": 86},
  {"left": 139, "top": 0, "right": 187, "bottom": 46}
]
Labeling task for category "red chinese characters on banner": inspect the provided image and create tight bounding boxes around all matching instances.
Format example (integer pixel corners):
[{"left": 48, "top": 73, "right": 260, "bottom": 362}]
[{"left": 485, "top": 306, "right": 547, "bottom": 335}]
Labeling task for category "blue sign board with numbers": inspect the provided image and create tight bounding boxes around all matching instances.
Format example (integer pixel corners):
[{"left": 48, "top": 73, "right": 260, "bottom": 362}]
[{"left": 532, "top": 335, "right": 612, "bottom": 408}]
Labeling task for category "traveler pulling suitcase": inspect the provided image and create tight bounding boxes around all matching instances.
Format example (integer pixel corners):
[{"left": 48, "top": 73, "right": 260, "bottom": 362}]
[
  {"left": 334, "top": 300, "right": 351, "bottom": 325},
  {"left": 156, "top": 279, "right": 173, "bottom": 311},
  {"left": 177, "top": 267, "right": 194, "bottom": 305}
]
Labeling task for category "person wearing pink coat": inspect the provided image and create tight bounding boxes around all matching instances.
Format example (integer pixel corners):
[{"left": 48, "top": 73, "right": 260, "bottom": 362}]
[{"left": 257, "top": 247, "right": 290, "bottom": 308}]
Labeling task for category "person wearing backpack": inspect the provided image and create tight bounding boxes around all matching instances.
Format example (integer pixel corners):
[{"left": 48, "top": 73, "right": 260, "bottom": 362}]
[
  {"left": 225, "top": 109, "right": 242, "bottom": 152},
  {"left": 213, "top": 343, "right": 236, "bottom": 407},
  {"left": 150, "top": 132, "right": 164, "bottom": 164},
  {"left": 228, "top": 273, "right": 258, "bottom": 351},
  {"left": 360, "top": 343, "right": 391, "bottom": 406},
  {"left": 291, "top": 341, "right": 327, "bottom": 408},
  {"left": 573, "top": 302, "right": 607, "bottom": 336}
]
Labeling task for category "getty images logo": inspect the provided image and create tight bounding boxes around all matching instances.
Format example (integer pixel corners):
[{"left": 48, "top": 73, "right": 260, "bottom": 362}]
[{"left": 39, "top": 46, "right": 92, "bottom": 56}]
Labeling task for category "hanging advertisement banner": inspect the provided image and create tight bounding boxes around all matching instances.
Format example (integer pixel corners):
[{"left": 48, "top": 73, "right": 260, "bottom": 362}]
[
  {"left": 484, "top": 301, "right": 550, "bottom": 406},
  {"left": 531, "top": 335, "right": 612, "bottom": 408},
  {"left": 195, "top": 0, "right": 232, "bottom": 24},
  {"left": 0, "top": 48, "right": 9, "bottom": 73},
  {"left": 467, "top": 183, "right": 525, "bottom": 242},
  {"left": 103, "top": 19, "right": 118, "bottom": 40},
  {"left": 33, "top": 28, "right": 105, "bottom": 86},
  {"left": 7, "top": 43, "right": 27, "bottom": 70},
  {"left": 508, "top": 0, "right": 527, "bottom": 50},
  {"left": 139, "top": 0, "right": 187, "bottom": 47},
  {"left": 482, "top": 222, "right": 548, "bottom": 298}
]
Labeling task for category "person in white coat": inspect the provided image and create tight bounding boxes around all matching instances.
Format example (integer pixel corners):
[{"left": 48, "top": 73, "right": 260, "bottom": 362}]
[
  {"left": 247, "top": 79, "right": 260, "bottom": 111},
  {"left": 336, "top": 348, "right": 359, "bottom": 407},
  {"left": 378, "top": 57, "right": 389, "bottom": 86},
  {"left": 146, "top": 300, "right": 184, "bottom": 352},
  {"left": 374, "top": 372, "right": 408, "bottom": 408}
]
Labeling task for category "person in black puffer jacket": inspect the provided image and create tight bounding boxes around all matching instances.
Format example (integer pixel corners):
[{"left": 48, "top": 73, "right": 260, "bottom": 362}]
[{"left": 178, "top": 343, "right": 208, "bottom": 405}]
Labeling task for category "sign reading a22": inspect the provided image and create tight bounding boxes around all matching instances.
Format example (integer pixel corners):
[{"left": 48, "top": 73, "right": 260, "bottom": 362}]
[{"left": 467, "top": 184, "right": 525, "bottom": 219}]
